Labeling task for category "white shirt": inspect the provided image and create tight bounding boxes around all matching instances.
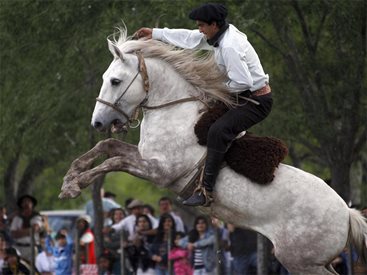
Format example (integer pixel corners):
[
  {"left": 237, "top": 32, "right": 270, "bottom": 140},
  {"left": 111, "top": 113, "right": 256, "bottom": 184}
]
[
  {"left": 111, "top": 214, "right": 136, "bottom": 237},
  {"left": 152, "top": 24, "right": 269, "bottom": 92},
  {"left": 112, "top": 214, "right": 159, "bottom": 237},
  {"left": 35, "top": 251, "right": 55, "bottom": 273},
  {"left": 10, "top": 215, "right": 43, "bottom": 244}
]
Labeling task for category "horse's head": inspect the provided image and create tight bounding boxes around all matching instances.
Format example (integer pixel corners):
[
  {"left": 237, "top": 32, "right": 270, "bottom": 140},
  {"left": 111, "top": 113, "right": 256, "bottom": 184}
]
[{"left": 91, "top": 40, "right": 148, "bottom": 132}]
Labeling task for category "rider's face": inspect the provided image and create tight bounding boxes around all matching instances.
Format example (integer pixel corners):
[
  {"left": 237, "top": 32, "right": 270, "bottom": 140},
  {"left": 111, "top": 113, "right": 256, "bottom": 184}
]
[{"left": 196, "top": 20, "right": 219, "bottom": 40}]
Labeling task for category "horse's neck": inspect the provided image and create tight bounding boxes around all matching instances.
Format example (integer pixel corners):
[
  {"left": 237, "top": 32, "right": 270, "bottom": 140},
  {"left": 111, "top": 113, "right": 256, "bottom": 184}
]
[
  {"left": 138, "top": 59, "right": 206, "bottom": 187},
  {"left": 144, "top": 59, "right": 195, "bottom": 105}
]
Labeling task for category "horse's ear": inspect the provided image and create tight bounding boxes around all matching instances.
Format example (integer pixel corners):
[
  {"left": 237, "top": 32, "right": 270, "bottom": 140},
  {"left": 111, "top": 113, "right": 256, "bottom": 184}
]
[{"left": 107, "top": 39, "right": 124, "bottom": 61}]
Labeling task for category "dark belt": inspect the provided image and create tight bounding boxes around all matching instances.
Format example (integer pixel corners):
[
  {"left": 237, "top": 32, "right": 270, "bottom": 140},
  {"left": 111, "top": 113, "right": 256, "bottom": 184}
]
[
  {"left": 239, "top": 84, "right": 271, "bottom": 97},
  {"left": 15, "top": 242, "right": 31, "bottom": 247}
]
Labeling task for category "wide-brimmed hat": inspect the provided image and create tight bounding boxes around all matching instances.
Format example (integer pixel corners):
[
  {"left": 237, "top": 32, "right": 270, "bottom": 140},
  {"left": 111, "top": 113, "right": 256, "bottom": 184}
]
[
  {"left": 76, "top": 214, "right": 92, "bottom": 224},
  {"left": 189, "top": 3, "right": 227, "bottom": 24},
  {"left": 17, "top": 194, "right": 37, "bottom": 208},
  {"left": 127, "top": 199, "right": 144, "bottom": 209}
]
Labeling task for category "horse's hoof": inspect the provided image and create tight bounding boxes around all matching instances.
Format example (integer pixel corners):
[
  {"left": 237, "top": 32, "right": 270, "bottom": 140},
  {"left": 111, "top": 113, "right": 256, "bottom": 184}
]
[{"left": 58, "top": 184, "right": 81, "bottom": 199}]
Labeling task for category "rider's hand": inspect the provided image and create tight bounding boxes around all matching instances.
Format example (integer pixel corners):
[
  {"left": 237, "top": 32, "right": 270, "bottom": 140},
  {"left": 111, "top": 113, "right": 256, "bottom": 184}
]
[{"left": 134, "top": 28, "right": 152, "bottom": 39}]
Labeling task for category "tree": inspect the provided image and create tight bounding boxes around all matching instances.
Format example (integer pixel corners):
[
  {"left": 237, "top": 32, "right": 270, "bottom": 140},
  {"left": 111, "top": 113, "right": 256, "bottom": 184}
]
[{"left": 235, "top": 0, "right": 367, "bottom": 202}]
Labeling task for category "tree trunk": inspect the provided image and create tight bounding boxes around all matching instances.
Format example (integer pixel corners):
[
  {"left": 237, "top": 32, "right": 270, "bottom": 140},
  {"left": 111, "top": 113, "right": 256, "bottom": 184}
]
[
  {"left": 92, "top": 175, "right": 104, "bottom": 258},
  {"left": 361, "top": 158, "right": 367, "bottom": 206},
  {"left": 3, "top": 153, "right": 20, "bottom": 215},
  {"left": 330, "top": 162, "right": 352, "bottom": 203},
  {"left": 18, "top": 159, "right": 45, "bottom": 197}
]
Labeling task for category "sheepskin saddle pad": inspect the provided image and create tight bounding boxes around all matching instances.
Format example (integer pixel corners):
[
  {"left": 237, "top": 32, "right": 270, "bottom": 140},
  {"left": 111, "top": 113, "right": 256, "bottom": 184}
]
[{"left": 194, "top": 103, "right": 288, "bottom": 184}]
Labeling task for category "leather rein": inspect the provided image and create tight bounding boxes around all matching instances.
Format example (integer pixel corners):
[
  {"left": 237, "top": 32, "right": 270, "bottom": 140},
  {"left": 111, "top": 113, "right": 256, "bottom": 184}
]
[{"left": 96, "top": 51, "right": 204, "bottom": 128}]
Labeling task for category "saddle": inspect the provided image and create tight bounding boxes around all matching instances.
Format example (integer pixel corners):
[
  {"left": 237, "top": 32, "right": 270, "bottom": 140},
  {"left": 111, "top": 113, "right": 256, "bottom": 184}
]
[{"left": 194, "top": 103, "right": 288, "bottom": 185}]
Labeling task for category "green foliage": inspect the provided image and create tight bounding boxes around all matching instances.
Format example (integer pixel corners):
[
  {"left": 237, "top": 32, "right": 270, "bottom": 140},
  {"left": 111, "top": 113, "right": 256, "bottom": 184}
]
[{"left": 1, "top": 0, "right": 365, "bottom": 207}]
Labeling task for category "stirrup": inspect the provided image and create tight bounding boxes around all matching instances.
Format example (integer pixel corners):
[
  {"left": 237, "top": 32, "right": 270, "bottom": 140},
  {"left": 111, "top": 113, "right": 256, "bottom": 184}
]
[{"left": 194, "top": 185, "right": 214, "bottom": 207}]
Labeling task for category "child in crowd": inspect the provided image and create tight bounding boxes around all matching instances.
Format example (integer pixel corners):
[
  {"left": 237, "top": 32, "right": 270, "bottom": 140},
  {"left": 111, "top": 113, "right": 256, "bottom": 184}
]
[
  {"left": 98, "top": 251, "right": 115, "bottom": 275},
  {"left": 169, "top": 231, "right": 193, "bottom": 275},
  {"left": 35, "top": 232, "right": 55, "bottom": 275},
  {"left": 46, "top": 230, "right": 73, "bottom": 275}
]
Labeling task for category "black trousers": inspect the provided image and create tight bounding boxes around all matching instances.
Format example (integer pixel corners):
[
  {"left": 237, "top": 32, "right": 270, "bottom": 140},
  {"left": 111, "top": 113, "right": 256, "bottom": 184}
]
[{"left": 207, "top": 93, "right": 273, "bottom": 153}]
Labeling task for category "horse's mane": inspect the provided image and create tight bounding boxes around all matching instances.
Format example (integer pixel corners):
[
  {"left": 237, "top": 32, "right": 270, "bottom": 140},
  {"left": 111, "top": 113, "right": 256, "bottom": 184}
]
[{"left": 109, "top": 27, "right": 234, "bottom": 106}]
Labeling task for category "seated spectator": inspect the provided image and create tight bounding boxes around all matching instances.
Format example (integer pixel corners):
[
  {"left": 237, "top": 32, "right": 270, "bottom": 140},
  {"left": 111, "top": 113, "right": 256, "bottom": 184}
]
[
  {"left": 35, "top": 232, "right": 55, "bottom": 275},
  {"left": 10, "top": 194, "right": 43, "bottom": 262},
  {"left": 127, "top": 214, "right": 156, "bottom": 274},
  {"left": 2, "top": 247, "right": 38, "bottom": 274},
  {"left": 46, "top": 230, "right": 73, "bottom": 275},
  {"left": 151, "top": 213, "right": 176, "bottom": 275},
  {"left": 76, "top": 215, "right": 96, "bottom": 264},
  {"left": 169, "top": 231, "right": 193, "bottom": 275}
]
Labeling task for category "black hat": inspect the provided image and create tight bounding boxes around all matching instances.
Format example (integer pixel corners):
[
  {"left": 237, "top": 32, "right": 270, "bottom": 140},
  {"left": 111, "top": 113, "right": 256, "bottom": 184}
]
[
  {"left": 5, "top": 247, "right": 19, "bottom": 257},
  {"left": 17, "top": 194, "right": 37, "bottom": 208},
  {"left": 55, "top": 232, "right": 66, "bottom": 240},
  {"left": 189, "top": 3, "right": 227, "bottom": 24},
  {"left": 104, "top": 191, "right": 116, "bottom": 198}
]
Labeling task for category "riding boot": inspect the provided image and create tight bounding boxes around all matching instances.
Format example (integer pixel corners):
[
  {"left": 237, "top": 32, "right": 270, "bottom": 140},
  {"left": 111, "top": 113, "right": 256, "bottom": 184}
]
[{"left": 183, "top": 149, "right": 225, "bottom": 207}]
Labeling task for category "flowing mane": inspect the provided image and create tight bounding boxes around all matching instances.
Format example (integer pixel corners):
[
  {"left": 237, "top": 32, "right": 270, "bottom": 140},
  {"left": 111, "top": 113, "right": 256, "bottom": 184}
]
[{"left": 109, "top": 27, "right": 234, "bottom": 105}]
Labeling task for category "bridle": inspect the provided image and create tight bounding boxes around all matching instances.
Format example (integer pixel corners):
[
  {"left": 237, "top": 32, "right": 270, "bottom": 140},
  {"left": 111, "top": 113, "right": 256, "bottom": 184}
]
[
  {"left": 96, "top": 50, "right": 209, "bottom": 190},
  {"left": 96, "top": 51, "right": 207, "bottom": 128},
  {"left": 96, "top": 51, "right": 149, "bottom": 128}
]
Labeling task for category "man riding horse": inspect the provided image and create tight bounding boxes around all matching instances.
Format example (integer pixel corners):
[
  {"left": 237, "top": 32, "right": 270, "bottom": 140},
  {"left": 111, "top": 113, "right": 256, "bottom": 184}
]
[{"left": 136, "top": 3, "right": 272, "bottom": 207}]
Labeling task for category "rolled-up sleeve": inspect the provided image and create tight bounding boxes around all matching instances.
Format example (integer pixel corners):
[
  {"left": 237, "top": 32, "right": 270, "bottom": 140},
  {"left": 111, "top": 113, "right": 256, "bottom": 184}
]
[{"left": 153, "top": 28, "right": 210, "bottom": 50}]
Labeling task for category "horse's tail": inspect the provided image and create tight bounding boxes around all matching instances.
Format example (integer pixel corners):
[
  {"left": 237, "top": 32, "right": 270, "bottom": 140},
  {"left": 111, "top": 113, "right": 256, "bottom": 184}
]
[{"left": 348, "top": 208, "right": 367, "bottom": 264}]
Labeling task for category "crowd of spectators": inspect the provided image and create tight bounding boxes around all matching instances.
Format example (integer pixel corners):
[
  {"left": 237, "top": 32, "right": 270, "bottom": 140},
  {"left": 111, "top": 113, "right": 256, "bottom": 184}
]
[{"left": 0, "top": 193, "right": 366, "bottom": 275}]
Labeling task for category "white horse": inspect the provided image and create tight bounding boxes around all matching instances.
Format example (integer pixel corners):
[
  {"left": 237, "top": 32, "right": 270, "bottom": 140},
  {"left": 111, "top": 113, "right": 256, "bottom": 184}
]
[{"left": 60, "top": 29, "right": 367, "bottom": 274}]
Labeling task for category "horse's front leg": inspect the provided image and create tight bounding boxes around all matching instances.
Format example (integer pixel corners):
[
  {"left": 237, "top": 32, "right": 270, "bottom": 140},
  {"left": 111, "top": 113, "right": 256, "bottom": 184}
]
[
  {"left": 59, "top": 138, "right": 139, "bottom": 199},
  {"left": 71, "top": 151, "right": 167, "bottom": 192}
]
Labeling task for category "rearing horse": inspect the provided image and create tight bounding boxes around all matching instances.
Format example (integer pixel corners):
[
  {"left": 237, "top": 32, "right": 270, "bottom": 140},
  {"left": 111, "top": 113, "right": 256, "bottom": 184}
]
[{"left": 60, "top": 28, "right": 367, "bottom": 274}]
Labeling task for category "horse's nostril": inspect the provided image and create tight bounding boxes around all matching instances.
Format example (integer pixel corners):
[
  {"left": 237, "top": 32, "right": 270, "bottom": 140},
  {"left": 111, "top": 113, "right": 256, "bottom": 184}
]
[{"left": 93, "top": 121, "right": 103, "bottom": 129}]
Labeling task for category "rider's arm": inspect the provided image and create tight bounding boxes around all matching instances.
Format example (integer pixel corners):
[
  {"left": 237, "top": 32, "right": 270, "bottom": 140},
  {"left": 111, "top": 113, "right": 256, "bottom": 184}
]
[{"left": 152, "top": 28, "right": 211, "bottom": 50}]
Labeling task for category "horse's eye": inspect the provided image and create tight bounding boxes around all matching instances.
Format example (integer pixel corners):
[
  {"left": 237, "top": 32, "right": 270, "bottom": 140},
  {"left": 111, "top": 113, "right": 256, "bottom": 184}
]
[{"left": 111, "top": 78, "right": 122, "bottom": 86}]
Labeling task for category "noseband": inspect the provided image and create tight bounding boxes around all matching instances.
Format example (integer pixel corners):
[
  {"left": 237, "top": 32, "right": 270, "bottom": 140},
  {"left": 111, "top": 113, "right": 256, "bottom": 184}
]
[
  {"left": 96, "top": 50, "right": 205, "bottom": 129},
  {"left": 96, "top": 51, "right": 149, "bottom": 128}
]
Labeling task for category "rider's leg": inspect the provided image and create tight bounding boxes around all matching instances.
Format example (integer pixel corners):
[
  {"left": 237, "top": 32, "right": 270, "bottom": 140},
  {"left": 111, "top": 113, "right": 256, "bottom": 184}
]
[{"left": 183, "top": 93, "right": 273, "bottom": 207}]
